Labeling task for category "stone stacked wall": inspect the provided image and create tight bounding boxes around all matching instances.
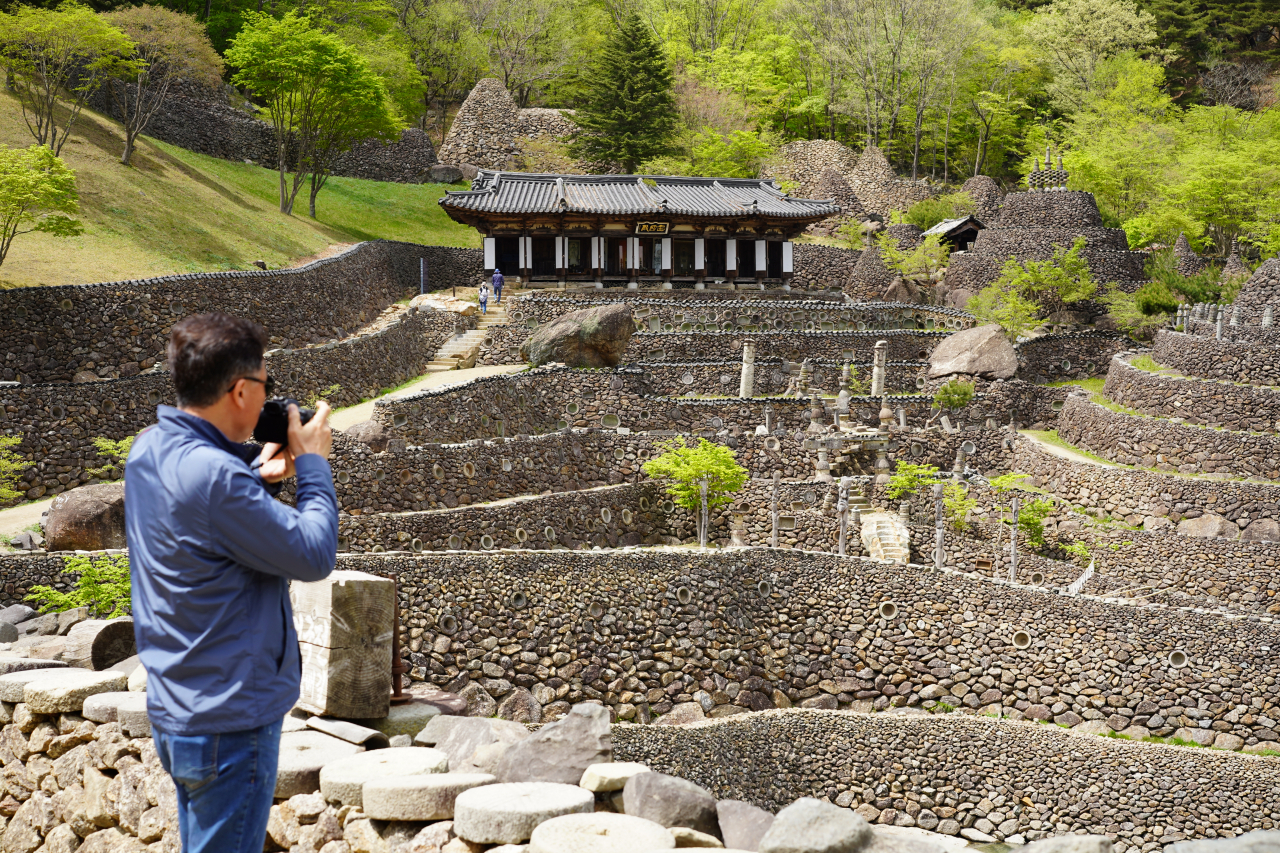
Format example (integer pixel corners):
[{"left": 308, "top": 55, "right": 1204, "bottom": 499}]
[
  {"left": 638, "top": 359, "right": 927, "bottom": 397},
  {"left": 1152, "top": 330, "right": 1280, "bottom": 387},
  {"left": 1057, "top": 394, "right": 1280, "bottom": 479},
  {"left": 1184, "top": 320, "right": 1280, "bottom": 348},
  {"left": 0, "top": 241, "right": 480, "bottom": 384},
  {"left": 615, "top": 711, "right": 1280, "bottom": 848},
  {"left": 1, "top": 308, "right": 463, "bottom": 501},
  {"left": 90, "top": 81, "right": 441, "bottom": 183},
  {"left": 624, "top": 330, "right": 950, "bottom": 363},
  {"left": 1230, "top": 258, "right": 1280, "bottom": 323},
  {"left": 1103, "top": 355, "right": 1280, "bottom": 433},
  {"left": 763, "top": 142, "right": 936, "bottom": 218},
  {"left": 332, "top": 548, "right": 1280, "bottom": 747},
  {"left": 790, "top": 244, "right": 863, "bottom": 290},
  {"left": 437, "top": 79, "right": 577, "bottom": 170},
  {"left": 1014, "top": 332, "right": 1134, "bottom": 382}
]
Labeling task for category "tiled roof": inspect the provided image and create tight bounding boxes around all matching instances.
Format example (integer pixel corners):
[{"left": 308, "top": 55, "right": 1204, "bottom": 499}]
[
  {"left": 440, "top": 171, "right": 841, "bottom": 219},
  {"left": 922, "top": 215, "right": 984, "bottom": 237}
]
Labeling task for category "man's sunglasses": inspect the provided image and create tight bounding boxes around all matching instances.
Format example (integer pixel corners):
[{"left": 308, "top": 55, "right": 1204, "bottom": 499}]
[{"left": 229, "top": 374, "right": 275, "bottom": 396}]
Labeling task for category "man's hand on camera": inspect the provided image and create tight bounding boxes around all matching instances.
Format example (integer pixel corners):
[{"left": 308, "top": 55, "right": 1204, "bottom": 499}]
[
  {"left": 256, "top": 442, "right": 296, "bottom": 483},
  {"left": 288, "top": 402, "right": 332, "bottom": 460}
]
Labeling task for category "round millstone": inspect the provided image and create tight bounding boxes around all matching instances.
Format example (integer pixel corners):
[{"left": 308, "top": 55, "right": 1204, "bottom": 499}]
[
  {"left": 115, "top": 693, "right": 151, "bottom": 737},
  {"left": 529, "top": 812, "right": 674, "bottom": 853},
  {"left": 23, "top": 670, "right": 128, "bottom": 713},
  {"left": 363, "top": 772, "right": 496, "bottom": 821},
  {"left": 318, "top": 747, "right": 449, "bottom": 806},
  {"left": 82, "top": 691, "right": 135, "bottom": 723},
  {"left": 454, "top": 782, "right": 595, "bottom": 844},
  {"left": 355, "top": 699, "right": 445, "bottom": 737},
  {"left": 0, "top": 658, "right": 67, "bottom": 677},
  {"left": 276, "top": 731, "right": 365, "bottom": 799},
  {"left": 0, "top": 668, "right": 71, "bottom": 703}
]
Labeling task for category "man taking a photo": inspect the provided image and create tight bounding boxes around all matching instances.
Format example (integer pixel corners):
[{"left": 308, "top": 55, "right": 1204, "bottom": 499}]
[{"left": 126, "top": 312, "right": 338, "bottom": 853}]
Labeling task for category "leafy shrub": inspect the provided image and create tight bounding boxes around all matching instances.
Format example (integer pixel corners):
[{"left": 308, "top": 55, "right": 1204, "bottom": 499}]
[
  {"left": 27, "top": 553, "right": 131, "bottom": 617},
  {"left": 902, "top": 192, "right": 976, "bottom": 231},
  {"left": 0, "top": 435, "right": 24, "bottom": 503},
  {"left": 885, "top": 461, "right": 940, "bottom": 500},
  {"left": 87, "top": 435, "right": 134, "bottom": 480}
]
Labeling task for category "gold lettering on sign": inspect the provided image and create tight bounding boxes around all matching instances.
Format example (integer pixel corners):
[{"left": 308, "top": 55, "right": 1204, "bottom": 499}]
[{"left": 636, "top": 222, "right": 670, "bottom": 235}]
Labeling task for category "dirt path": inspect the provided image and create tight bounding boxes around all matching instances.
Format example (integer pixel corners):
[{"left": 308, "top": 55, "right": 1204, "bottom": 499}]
[
  {"left": 1018, "top": 430, "right": 1118, "bottom": 468},
  {"left": 0, "top": 497, "right": 55, "bottom": 547}
]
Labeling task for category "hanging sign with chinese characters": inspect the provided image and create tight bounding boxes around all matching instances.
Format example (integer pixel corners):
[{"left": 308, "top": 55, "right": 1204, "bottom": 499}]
[{"left": 636, "top": 222, "right": 670, "bottom": 235}]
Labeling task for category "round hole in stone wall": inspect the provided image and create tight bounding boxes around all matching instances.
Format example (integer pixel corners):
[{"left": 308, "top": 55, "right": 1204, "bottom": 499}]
[
  {"left": 448, "top": 534, "right": 461, "bottom": 549},
  {"left": 1012, "top": 630, "right": 1032, "bottom": 649},
  {"left": 288, "top": 370, "right": 301, "bottom": 383},
  {"left": 515, "top": 527, "right": 528, "bottom": 542},
  {"left": 916, "top": 377, "right": 927, "bottom": 390},
  {"left": 1052, "top": 401, "right": 1065, "bottom": 412},
  {"left": 613, "top": 448, "right": 626, "bottom": 461},
  {"left": 676, "top": 586, "right": 692, "bottom": 605},
  {"left": 600, "top": 508, "right": 612, "bottom": 523},
  {"left": 961, "top": 440, "right": 976, "bottom": 455},
  {"left": 566, "top": 402, "right": 580, "bottom": 415},
  {"left": 439, "top": 615, "right": 458, "bottom": 634},
  {"left": 602, "top": 414, "right": 620, "bottom": 429},
  {"left": 1168, "top": 650, "right": 1188, "bottom": 668},
  {"left": 49, "top": 405, "right": 65, "bottom": 420},
  {"left": 910, "top": 442, "right": 923, "bottom": 457},
  {"left": 411, "top": 538, "right": 423, "bottom": 552},
  {"left": 765, "top": 437, "right": 780, "bottom": 451},
  {"left": 1061, "top": 359, "right": 1072, "bottom": 371},
  {"left": 58, "top": 298, "right": 73, "bottom": 311},
  {"left": 758, "top": 580, "right": 771, "bottom": 596},
  {"left": 878, "top": 601, "right": 898, "bottom": 620},
  {"left": 480, "top": 415, "right": 489, "bottom": 427},
  {"left": 524, "top": 458, "right": 534, "bottom": 469},
  {"left": 620, "top": 509, "right": 632, "bottom": 524},
  {"left": 337, "top": 471, "right": 350, "bottom": 484},
  {"left": 374, "top": 469, "right": 385, "bottom": 481},
  {"left": 502, "top": 459, "right": 512, "bottom": 472},
  {"left": 449, "top": 413, "right": 459, "bottom": 424},
  {"left": 511, "top": 591, "right": 528, "bottom": 609},
  {"left": 393, "top": 414, "right": 408, "bottom": 428},
  {"left": 338, "top": 536, "right": 350, "bottom": 551},
  {"left": 1030, "top": 571, "right": 1044, "bottom": 586},
  {"left": 399, "top": 470, "right": 413, "bottom": 484},
  {"left": 543, "top": 526, "right": 556, "bottom": 542},
  {"left": 556, "top": 420, "right": 568, "bottom": 430},
  {"left": 661, "top": 500, "right": 675, "bottom": 513},
  {"left": 102, "top": 399, "right": 116, "bottom": 414},
  {"left": 147, "top": 390, "right": 161, "bottom": 405},
  {"left": 588, "top": 602, "right": 604, "bottom": 618},
  {"left": 432, "top": 464, "right": 445, "bottom": 480},
  {"left": 639, "top": 496, "right": 651, "bottom": 510},
  {"left": 463, "top": 462, "right": 476, "bottom": 478},
  {"left": 480, "top": 534, "right": 494, "bottom": 549},
  {"left": 124, "top": 304, "right": 139, "bottom": 318}
]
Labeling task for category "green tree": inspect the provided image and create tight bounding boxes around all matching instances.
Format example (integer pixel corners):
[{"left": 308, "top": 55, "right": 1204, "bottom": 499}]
[
  {"left": 966, "top": 278, "right": 1041, "bottom": 341},
  {"left": 642, "top": 437, "right": 748, "bottom": 512},
  {"left": 885, "top": 461, "right": 940, "bottom": 500},
  {"left": 226, "top": 12, "right": 402, "bottom": 216},
  {"left": 27, "top": 553, "right": 130, "bottom": 617},
  {"left": 0, "top": 435, "right": 25, "bottom": 504},
  {"left": 1024, "top": 0, "right": 1160, "bottom": 110},
  {"left": 902, "top": 191, "right": 977, "bottom": 230},
  {"left": 969, "top": 236, "right": 1098, "bottom": 338},
  {"left": 0, "top": 145, "right": 82, "bottom": 268},
  {"left": 927, "top": 378, "right": 976, "bottom": 428},
  {"left": 103, "top": 6, "right": 224, "bottom": 167},
  {"left": 569, "top": 12, "right": 677, "bottom": 172},
  {"left": 0, "top": 1, "right": 136, "bottom": 155},
  {"left": 944, "top": 482, "right": 976, "bottom": 531},
  {"left": 881, "top": 233, "right": 949, "bottom": 285},
  {"left": 87, "top": 434, "right": 134, "bottom": 480}
]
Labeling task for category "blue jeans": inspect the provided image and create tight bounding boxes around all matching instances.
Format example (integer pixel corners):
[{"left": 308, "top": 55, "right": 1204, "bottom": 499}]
[
  {"left": 480, "top": 299, "right": 487, "bottom": 313},
  {"left": 153, "top": 719, "right": 282, "bottom": 853}
]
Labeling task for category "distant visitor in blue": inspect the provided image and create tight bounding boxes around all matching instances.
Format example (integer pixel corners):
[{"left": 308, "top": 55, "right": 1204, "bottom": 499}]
[
  {"left": 492, "top": 267, "right": 504, "bottom": 303},
  {"left": 125, "top": 312, "right": 338, "bottom": 853}
]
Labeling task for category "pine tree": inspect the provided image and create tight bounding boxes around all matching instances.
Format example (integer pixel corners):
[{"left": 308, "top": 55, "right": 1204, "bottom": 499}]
[{"left": 569, "top": 14, "right": 676, "bottom": 173}]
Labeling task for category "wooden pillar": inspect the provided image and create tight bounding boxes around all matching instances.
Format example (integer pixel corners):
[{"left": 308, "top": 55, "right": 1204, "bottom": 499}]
[
  {"left": 755, "top": 239, "right": 767, "bottom": 284},
  {"left": 694, "top": 237, "right": 705, "bottom": 284},
  {"left": 518, "top": 233, "right": 529, "bottom": 281},
  {"left": 555, "top": 234, "right": 565, "bottom": 280},
  {"left": 627, "top": 236, "right": 638, "bottom": 288},
  {"left": 591, "top": 235, "right": 602, "bottom": 284},
  {"left": 482, "top": 237, "right": 495, "bottom": 278},
  {"left": 725, "top": 237, "right": 737, "bottom": 282},
  {"left": 661, "top": 236, "right": 673, "bottom": 285},
  {"left": 782, "top": 240, "right": 794, "bottom": 280}
]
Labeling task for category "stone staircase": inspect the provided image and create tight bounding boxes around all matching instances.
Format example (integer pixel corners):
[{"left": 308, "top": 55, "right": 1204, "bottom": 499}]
[
  {"left": 425, "top": 301, "right": 509, "bottom": 372},
  {"left": 860, "top": 512, "right": 910, "bottom": 564}
]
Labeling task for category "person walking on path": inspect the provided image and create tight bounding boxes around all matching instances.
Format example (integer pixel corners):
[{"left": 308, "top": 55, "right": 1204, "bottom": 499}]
[
  {"left": 126, "top": 312, "right": 337, "bottom": 853},
  {"left": 479, "top": 280, "right": 491, "bottom": 314},
  {"left": 492, "top": 268, "right": 504, "bottom": 304}
]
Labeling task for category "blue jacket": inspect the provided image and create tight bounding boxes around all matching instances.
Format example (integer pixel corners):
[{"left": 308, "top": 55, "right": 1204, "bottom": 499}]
[
  {"left": 125, "top": 406, "right": 338, "bottom": 735},
  {"left": 492, "top": 272, "right": 504, "bottom": 289}
]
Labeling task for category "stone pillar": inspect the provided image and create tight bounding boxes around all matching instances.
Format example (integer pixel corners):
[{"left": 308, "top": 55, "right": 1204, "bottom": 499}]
[
  {"left": 879, "top": 396, "right": 894, "bottom": 430},
  {"left": 814, "top": 449, "right": 834, "bottom": 483},
  {"left": 1009, "top": 496, "right": 1020, "bottom": 583},
  {"left": 933, "top": 483, "right": 945, "bottom": 572},
  {"left": 1230, "top": 305, "right": 1240, "bottom": 326},
  {"left": 1216, "top": 312, "right": 1224, "bottom": 340},
  {"left": 1264, "top": 306, "right": 1274, "bottom": 327},
  {"left": 870, "top": 340, "right": 888, "bottom": 397},
  {"left": 837, "top": 477, "right": 851, "bottom": 557},
  {"left": 725, "top": 238, "right": 737, "bottom": 281},
  {"left": 764, "top": 404, "right": 774, "bottom": 434},
  {"left": 739, "top": 340, "right": 756, "bottom": 399}
]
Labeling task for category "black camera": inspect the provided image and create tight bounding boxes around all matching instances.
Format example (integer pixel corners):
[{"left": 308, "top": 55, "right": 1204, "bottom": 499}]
[{"left": 253, "top": 398, "right": 314, "bottom": 445}]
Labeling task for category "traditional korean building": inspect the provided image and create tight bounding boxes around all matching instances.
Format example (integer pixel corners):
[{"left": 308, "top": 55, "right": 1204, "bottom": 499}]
[{"left": 439, "top": 171, "right": 841, "bottom": 287}]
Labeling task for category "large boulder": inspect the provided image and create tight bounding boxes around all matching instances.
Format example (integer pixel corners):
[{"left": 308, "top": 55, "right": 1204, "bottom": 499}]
[
  {"left": 520, "top": 305, "right": 634, "bottom": 368},
  {"left": 44, "top": 484, "right": 126, "bottom": 552},
  {"left": 927, "top": 324, "right": 1017, "bottom": 380},
  {"left": 1176, "top": 513, "right": 1240, "bottom": 540},
  {"left": 494, "top": 704, "right": 611, "bottom": 785},
  {"left": 1241, "top": 517, "right": 1280, "bottom": 543},
  {"left": 882, "top": 277, "right": 923, "bottom": 304},
  {"left": 343, "top": 420, "right": 390, "bottom": 453}
]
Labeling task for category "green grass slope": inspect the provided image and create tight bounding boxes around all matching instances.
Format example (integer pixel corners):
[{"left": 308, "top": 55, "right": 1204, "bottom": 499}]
[{"left": 0, "top": 92, "right": 478, "bottom": 289}]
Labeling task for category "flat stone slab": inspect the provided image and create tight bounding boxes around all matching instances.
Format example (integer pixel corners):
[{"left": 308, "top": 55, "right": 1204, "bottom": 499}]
[
  {"left": 363, "top": 772, "right": 496, "bottom": 821},
  {"left": 276, "top": 731, "right": 364, "bottom": 799},
  {"left": 454, "top": 782, "right": 595, "bottom": 844},
  {"left": 580, "top": 762, "right": 650, "bottom": 792},
  {"left": 0, "top": 668, "right": 70, "bottom": 702},
  {"left": 0, "top": 658, "right": 66, "bottom": 677},
  {"left": 306, "top": 717, "right": 390, "bottom": 749},
  {"left": 115, "top": 693, "right": 151, "bottom": 737},
  {"left": 529, "top": 812, "right": 674, "bottom": 853},
  {"left": 282, "top": 715, "right": 309, "bottom": 733},
  {"left": 318, "top": 747, "right": 449, "bottom": 806},
  {"left": 82, "top": 691, "right": 134, "bottom": 723},
  {"left": 354, "top": 698, "right": 447, "bottom": 737},
  {"left": 23, "top": 670, "right": 127, "bottom": 713}
]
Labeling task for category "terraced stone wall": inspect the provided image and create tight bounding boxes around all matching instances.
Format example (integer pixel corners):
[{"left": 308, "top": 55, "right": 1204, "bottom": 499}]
[
  {"left": 1057, "top": 394, "right": 1280, "bottom": 479},
  {"left": 1103, "top": 355, "right": 1280, "bottom": 433},
  {"left": 1, "top": 308, "right": 462, "bottom": 502},
  {"left": 338, "top": 548, "right": 1280, "bottom": 747},
  {"left": 1014, "top": 333, "right": 1133, "bottom": 383},
  {"left": 1152, "top": 330, "right": 1280, "bottom": 387},
  {"left": 791, "top": 244, "right": 863, "bottom": 290},
  {"left": 614, "top": 711, "right": 1280, "bottom": 849},
  {"left": 625, "top": 330, "right": 949, "bottom": 363},
  {"left": 0, "top": 241, "right": 460, "bottom": 384},
  {"left": 639, "top": 360, "right": 927, "bottom": 397},
  {"left": 1185, "top": 319, "right": 1280, "bottom": 347}
]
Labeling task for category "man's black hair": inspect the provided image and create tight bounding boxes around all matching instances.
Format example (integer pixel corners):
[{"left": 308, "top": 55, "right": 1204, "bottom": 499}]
[{"left": 168, "top": 313, "right": 268, "bottom": 408}]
